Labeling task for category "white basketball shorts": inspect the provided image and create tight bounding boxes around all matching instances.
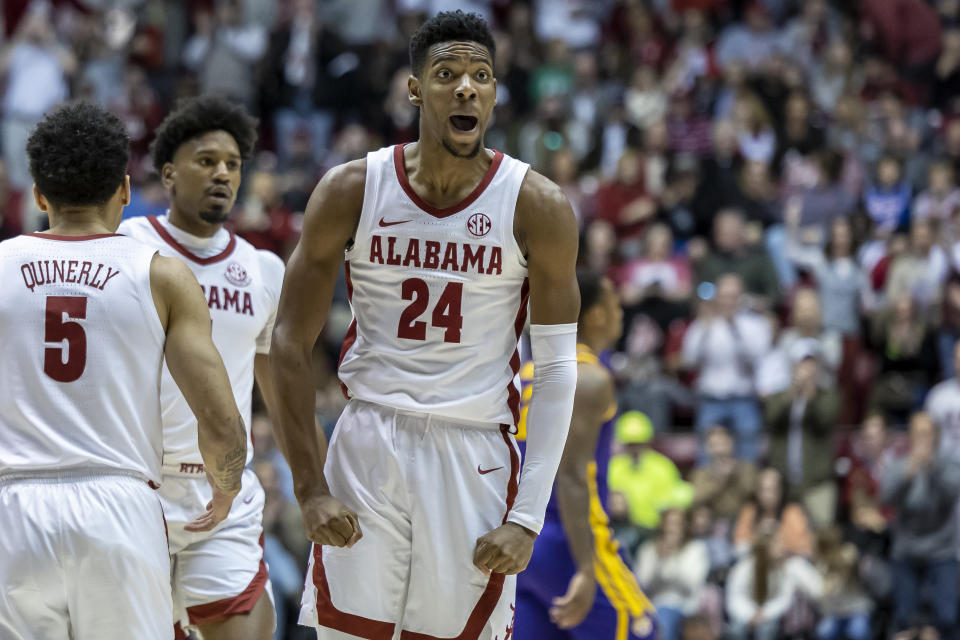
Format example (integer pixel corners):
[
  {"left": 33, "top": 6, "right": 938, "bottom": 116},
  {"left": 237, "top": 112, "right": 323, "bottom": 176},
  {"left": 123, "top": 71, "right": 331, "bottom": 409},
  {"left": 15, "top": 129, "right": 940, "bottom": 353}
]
[
  {"left": 160, "top": 466, "right": 271, "bottom": 629},
  {"left": 0, "top": 470, "right": 173, "bottom": 640},
  {"left": 299, "top": 399, "right": 521, "bottom": 640}
]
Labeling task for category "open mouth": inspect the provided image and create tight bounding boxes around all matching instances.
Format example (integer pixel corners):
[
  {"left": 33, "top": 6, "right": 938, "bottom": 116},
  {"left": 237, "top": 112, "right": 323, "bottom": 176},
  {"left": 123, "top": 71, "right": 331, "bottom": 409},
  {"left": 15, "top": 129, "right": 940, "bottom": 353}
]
[
  {"left": 207, "top": 187, "right": 232, "bottom": 200},
  {"left": 449, "top": 115, "right": 478, "bottom": 132}
]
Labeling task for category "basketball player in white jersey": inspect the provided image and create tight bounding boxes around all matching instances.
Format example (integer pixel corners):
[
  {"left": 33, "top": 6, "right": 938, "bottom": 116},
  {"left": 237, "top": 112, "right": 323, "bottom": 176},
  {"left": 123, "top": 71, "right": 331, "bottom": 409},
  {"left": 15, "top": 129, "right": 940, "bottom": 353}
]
[
  {"left": 0, "top": 103, "right": 246, "bottom": 640},
  {"left": 271, "top": 11, "right": 580, "bottom": 640},
  {"left": 119, "top": 96, "right": 282, "bottom": 640}
]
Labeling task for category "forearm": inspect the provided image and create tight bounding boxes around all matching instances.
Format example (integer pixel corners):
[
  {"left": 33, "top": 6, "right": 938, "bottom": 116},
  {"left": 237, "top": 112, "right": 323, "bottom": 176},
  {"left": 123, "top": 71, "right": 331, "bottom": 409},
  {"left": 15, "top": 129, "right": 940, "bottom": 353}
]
[
  {"left": 198, "top": 413, "right": 247, "bottom": 492},
  {"left": 269, "top": 334, "right": 331, "bottom": 502},
  {"left": 556, "top": 468, "right": 596, "bottom": 574}
]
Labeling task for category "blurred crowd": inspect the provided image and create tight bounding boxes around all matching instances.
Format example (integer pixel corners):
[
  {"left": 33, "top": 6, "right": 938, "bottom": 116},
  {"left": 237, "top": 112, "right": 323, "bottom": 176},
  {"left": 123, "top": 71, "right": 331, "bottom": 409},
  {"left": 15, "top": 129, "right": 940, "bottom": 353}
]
[{"left": 3, "top": 0, "right": 960, "bottom": 638}]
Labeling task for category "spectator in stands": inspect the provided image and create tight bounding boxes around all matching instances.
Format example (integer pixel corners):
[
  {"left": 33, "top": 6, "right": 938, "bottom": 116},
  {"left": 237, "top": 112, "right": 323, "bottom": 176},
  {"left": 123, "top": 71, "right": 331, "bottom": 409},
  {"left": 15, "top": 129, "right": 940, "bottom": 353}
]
[
  {"left": 694, "top": 210, "right": 781, "bottom": 311},
  {"left": 0, "top": 2, "right": 76, "bottom": 192},
  {"left": 925, "top": 341, "right": 960, "bottom": 459},
  {"left": 731, "top": 92, "right": 776, "bottom": 165},
  {"left": 183, "top": 0, "right": 268, "bottom": 110},
  {"left": 786, "top": 213, "right": 864, "bottom": 337},
  {"left": 682, "top": 615, "right": 717, "bottom": 640},
  {"left": 617, "top": 222, "right": 692, "bottom": 326},
  {"left": 863, "top": 155, "right": 912, "bottom": 235},
  {"left": 234, "top": 170, "right": 299, "bottom": 259},
  {"left": 734, "top": 467, "right": 814, "bottom": 558},
  {"left": 607, "top": 411, "right": 693, "bottom": 532},
  {"left": 690, "top": 425, "right": 756, "bottom": 526},
  {"left": 814, "top": 528, "right": 873, "bottom": 640},
  {"left": 692, "top": 121, "right": 742, "bottom": 238},
  {"left": 885, "top": 218, "right": 949, "bottom": 312},
  {"left": 881, "top": 412, "right": 960, "bottom": 640},
  {"left": 726, "top": 534, "right": 821, "bottom": 640},
  {"left": 912, "top": 160, "right": 960, "bottom": 223},
  {"left": 764, "top": 340, "right": 841, "bottom": 528},
  {"left": 594, "top": 149, "right": 656, "bottom": 240},
  {"left": 757, "top": 288, "right": 842, "bottom": 396},
  {"left": 261, "top": 0, "right": 349, "bottom": 169},
  {"left": 868, "top": 294, "right": 940, "bottom": 422},
  {"left": 635, "top": 508, "right": 710, "bottom": 640},
  {"left": 716, "top": 3, "right": 778, "bottom": 72},
  {"left": 843, "top": 412, "right": 896, "bottom": 541},
  {"left": 683, "top": 273, "right": 773, "bottom": 461}
]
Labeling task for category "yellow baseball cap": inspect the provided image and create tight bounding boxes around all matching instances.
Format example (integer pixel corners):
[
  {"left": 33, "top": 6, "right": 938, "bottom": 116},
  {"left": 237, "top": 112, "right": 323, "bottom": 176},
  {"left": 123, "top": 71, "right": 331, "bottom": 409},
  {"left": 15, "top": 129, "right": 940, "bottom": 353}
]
[{"left": 616, "top": 411, "right": 654, "bottom": 444}]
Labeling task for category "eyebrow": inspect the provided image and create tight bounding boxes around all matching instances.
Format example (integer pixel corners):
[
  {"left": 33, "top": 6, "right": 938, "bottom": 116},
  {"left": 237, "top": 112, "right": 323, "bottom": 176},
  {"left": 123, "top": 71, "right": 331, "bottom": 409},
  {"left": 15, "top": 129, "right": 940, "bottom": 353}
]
[
  {"left": 194, "top": 149, "right": 242, "bottom": 159},
  {"left": 432, "top": 55, "right": 492, "bottom": 66}
]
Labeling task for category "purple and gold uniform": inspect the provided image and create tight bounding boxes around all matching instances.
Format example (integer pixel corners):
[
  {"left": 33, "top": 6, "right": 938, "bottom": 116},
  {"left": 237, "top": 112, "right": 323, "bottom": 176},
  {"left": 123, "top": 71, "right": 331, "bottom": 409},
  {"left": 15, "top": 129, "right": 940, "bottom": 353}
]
[{"left": 514, "top": 345, "right": 655, "bottom": 640}]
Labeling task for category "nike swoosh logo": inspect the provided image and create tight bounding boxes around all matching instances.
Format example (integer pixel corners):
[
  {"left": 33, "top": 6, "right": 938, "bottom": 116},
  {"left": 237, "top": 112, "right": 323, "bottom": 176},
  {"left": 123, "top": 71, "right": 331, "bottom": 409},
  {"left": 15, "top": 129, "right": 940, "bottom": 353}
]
[
  {"left": 379, "top": 218, "right": 412, "bottom": 227},
  {"left": 242, "top": 496, "right": 255, "bottom": 504},
  {"left": 477, "top": 465, "right": 504, "bottom": 475}
]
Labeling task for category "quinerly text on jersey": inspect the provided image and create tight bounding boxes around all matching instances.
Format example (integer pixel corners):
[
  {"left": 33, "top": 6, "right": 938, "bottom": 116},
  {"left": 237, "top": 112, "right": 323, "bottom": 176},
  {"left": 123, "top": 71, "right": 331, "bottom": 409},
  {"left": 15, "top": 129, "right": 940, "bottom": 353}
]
[
  {"left": 118, "top": 215, "right": 284, "bottom": 468},
  {"left": 338, "top": 145, "right": 531, "bottom": 425},
  {"left": 0, "top": 233, "right": 165, "bottom": 483}
]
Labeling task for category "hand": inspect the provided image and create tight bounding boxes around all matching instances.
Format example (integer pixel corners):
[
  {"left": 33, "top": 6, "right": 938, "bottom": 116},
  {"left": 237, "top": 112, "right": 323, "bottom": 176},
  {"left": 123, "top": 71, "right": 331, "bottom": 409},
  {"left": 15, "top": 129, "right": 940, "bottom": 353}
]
[
  {"left": 550, "top": 570, "right": 596, "bottom": 629},
  {"left": 300, "top": 493, "right": 362, "bottom": 547},
  {"left": 185, "top": 472, "right": 241, "bottom": 532},
  {"left": 473, "top": 522, "right": 537, "bottom": 575},
  {"left": 750, "top": 612, "right": 765, "bottom": 627}
]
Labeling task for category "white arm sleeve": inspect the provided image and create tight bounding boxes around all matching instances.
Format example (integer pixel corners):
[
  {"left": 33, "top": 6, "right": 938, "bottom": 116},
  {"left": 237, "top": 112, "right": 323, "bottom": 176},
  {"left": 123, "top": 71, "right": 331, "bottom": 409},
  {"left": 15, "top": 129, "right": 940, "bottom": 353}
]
[{"left": 507, "top": 323, "right": 578, "bottom": 533}]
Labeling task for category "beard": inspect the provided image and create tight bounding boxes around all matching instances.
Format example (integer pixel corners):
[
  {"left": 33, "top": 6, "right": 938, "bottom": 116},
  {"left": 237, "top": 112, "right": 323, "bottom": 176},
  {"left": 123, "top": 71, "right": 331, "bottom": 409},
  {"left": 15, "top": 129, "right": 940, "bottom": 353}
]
[
  {"left": 442, "top": 138, "right": 482, "bottom": 158},
  {"left": 199, "top": 207, "right": 230, "bottom": 224}
]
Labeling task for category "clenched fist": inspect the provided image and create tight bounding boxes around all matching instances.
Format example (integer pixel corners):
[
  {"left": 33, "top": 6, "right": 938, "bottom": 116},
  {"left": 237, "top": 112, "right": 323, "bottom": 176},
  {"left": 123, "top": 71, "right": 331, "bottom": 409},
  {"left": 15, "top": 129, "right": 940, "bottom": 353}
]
[
  {"left": 473, "top": 522, "right": 537, "bottom": 575},
  {"left": 300, "top": 493, "right": 362, "bottom": 547}
]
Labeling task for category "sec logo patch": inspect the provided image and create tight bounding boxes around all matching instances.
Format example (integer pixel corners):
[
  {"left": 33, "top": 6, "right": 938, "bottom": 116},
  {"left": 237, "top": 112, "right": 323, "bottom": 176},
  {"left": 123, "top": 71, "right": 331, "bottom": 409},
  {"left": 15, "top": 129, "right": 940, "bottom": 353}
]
[
  {"left": 467, "top": 212, "right": 491, "bottom": 237},
  {"left": 224, "top": 262, "right": 251, "bottom": 287}
]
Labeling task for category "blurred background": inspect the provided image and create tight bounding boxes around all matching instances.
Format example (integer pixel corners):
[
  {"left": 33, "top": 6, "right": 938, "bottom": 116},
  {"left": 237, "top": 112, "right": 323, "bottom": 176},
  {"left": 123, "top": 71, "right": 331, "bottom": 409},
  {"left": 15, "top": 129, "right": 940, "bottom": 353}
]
[{"left": 3, "top": 0, "right": 960, "bottom": 638}]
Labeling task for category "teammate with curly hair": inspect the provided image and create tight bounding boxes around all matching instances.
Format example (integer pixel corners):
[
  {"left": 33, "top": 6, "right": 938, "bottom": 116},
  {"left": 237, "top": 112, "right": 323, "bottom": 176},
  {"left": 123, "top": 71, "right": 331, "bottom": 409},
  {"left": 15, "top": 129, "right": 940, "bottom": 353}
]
[
  {"left": 270, "top": 10, "right": 580, "bottom": 640},
  {"left": 119, "top": 95, "right": 283, "bottom": 640},
  {"left": 0, "top": 103, "right": 247, "bottom": 639}
]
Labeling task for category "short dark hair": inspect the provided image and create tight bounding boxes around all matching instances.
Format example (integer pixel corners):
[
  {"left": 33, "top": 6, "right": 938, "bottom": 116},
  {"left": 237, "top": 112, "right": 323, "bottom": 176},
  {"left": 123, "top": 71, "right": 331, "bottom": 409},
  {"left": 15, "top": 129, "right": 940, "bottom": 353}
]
[
  {"left": 27, "top": 102, "right": 129, "bottom": 208},
  {"left": 576, "top": 268, "right": 604, "bottom": 324},
  {"left": 150, "top": 95, "right": 258, "bottom": 173},
  {"left": 409, "top": 10, "right": 495, "bottom": 76}
]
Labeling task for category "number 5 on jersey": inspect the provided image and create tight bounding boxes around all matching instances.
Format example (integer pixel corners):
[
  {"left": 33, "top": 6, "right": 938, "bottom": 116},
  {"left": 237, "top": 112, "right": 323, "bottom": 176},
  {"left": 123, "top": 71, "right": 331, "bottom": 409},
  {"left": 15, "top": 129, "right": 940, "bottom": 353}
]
[
  {"left": 398, "top": 278, "right": 463, "bottom": 344},
  {"left": 44, "top": 295, "right": 88, "bottom": 382}
]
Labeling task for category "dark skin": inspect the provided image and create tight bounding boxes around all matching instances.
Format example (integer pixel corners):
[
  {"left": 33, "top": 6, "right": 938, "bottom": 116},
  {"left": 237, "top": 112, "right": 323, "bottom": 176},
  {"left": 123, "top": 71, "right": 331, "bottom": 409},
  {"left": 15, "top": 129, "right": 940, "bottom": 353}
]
[
  {"left": 551, "top": 279, "right": 622, "bottom": 629},
  {"left": 270, "top": 40, "right": 579, "bottom": 579},
  {"left": 33, "top": 181, "right": 245, "bottom": 532},
  {"left": 159, "top": 129, "right": 276, "bottom": 640}
]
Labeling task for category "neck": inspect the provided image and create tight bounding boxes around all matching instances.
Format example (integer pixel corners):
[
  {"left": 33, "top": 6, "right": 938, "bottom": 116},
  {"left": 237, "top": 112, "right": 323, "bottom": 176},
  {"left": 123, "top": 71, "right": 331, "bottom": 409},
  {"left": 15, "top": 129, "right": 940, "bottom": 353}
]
[
  {"left": 167, "top": 205, "right": 223, "bottom": 238},
  {"left": 46, "top": 209, "right": 114, "bottom": 236},
  {"left": 406, "top": 134, "right": 491, "bottom": 200}
]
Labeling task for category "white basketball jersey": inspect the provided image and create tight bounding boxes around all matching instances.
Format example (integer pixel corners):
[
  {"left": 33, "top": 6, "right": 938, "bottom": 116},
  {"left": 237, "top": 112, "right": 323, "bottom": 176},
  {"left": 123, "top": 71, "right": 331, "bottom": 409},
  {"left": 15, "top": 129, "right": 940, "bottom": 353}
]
[
  {"left": 119, "top": 215, "right": 284, "bottom": 468},
  {"left": 338, "top": 145, "right": 530, "bottom": 425},
  {"left": 0, "top": 233, "right": 164, "bottom": 483}
]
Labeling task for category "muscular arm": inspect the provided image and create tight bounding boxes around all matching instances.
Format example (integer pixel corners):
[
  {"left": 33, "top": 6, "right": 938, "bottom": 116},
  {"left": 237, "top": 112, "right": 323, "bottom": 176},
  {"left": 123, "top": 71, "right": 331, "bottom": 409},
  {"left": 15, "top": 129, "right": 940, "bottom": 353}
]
[
  {"left": 254, "top": 353, "right": 276, "bottom": 417},
  {"left": 151, "top": 255, "right": 246, "bottom": 495},
  {"left": 269, "top": 160, "right": 365, "bottom": 545}
]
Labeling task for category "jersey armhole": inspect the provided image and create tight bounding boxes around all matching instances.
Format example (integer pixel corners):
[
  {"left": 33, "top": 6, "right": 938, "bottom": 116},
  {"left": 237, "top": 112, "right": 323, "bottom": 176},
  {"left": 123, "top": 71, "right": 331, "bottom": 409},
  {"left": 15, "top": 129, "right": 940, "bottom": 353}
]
[
  {"left": 509, "top": 163, "right": 531, "bottom": 270},
  {"left": 139, "top": 250, "right": 168, "bottom": 347},
  {"left": 344, "top": 150, "right": 381, "bottom": 261}
]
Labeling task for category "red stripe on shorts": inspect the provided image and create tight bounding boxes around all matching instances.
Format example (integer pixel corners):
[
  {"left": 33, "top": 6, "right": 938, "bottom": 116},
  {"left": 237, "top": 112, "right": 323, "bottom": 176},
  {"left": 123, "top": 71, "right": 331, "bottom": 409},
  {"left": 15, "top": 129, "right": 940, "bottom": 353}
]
[
  {"left": 186, "top": 535, "right": 270, "bottom": 624},
  {"left": 311, "top": 544, "right": 396, "bottom": 639},
  {"left": 398, "top": 425, "right": 520, "bottom": 640}
]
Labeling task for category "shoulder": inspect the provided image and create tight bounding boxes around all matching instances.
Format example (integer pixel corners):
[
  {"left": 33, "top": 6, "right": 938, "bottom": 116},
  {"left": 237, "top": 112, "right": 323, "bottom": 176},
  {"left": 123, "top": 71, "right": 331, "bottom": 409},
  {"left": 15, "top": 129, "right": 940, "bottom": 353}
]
[
  {"left": 312, "top": 158, "right": 367, "bottom": 206},
  {"left": 117, "top": 215, "right": 154, "bottom": 239},
  {"left": 515, "top": 169, "right": 572, "bottom": 221}
]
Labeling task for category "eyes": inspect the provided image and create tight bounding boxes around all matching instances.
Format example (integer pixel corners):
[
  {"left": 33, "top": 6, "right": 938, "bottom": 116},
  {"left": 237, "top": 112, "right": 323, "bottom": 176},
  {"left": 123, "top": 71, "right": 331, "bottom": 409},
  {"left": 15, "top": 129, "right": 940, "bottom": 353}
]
[
  {"left": 435, "top": 67, "right": 492, "bottom": 82},
  {"left": 197, "top": 157, "right": 240, "bottom": 171}
]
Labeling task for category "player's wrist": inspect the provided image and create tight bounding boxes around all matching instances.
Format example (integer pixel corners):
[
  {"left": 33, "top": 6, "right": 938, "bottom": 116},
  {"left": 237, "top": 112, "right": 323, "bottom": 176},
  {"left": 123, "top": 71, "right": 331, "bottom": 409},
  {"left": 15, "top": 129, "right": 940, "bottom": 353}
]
[{"left": 504, "top": 520, "right": 538, "bottom": 539}]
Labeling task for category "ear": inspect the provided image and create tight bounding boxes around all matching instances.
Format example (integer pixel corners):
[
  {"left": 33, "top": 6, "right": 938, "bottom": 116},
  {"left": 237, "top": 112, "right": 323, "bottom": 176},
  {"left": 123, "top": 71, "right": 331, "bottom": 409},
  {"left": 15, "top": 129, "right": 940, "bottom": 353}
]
[
  {"left": 32, "top": 184, "right": 48, "bottom": 212},
  {"left": 161, "top": 162, "right": 176, "bottom": 191},
  {"left": 493, "top": 77, "right": 498, "bottom": 107},
  {"left": 408, "top": 74, "right": 423, "bottom": 107},
  {"left": 120, "top": 175, "right": 131, "bottom": 206}
]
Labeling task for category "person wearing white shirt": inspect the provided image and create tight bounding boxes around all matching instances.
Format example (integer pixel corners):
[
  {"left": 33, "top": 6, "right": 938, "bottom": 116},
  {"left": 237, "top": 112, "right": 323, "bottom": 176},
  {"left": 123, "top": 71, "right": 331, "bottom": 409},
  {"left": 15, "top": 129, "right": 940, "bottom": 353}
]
[{"left": 683, "top": 273, "right": 773, "bottom": 462}]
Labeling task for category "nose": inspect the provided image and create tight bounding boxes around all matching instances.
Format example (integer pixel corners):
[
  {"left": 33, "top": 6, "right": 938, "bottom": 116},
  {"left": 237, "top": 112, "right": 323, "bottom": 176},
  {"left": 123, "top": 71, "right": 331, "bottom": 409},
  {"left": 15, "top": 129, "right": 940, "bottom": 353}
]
[
  {"left": 212, "top": 161, "right": 230, "bottom": 181},
  {"left": 455, "top": 73, "right": 476, "bottom": 101}
]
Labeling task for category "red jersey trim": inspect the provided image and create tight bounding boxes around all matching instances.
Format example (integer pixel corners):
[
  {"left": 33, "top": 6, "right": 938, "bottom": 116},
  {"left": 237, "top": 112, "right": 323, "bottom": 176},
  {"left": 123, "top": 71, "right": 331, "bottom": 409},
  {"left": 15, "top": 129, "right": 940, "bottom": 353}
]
[
  {"left": 338, "top": 261, "right": 358, "bottom": 400},
  {"left": 25, "top": 232, "right": 122, "bottom": 241},
  {"left": 186, "top": 535, "right": 269, "bottom": 624},
  {"left": 393, "top": 144, "right": 504, "bottom": 219},
  {"left": 506, "top": 278, "right": 530, "bottom": 425},
  {"left": 398, "top": 425, "right": 519, "bottom": 640},
  {"left": 146, "top": 215, "right": 237, "bottom": 265}
]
